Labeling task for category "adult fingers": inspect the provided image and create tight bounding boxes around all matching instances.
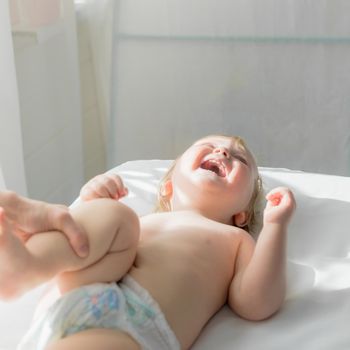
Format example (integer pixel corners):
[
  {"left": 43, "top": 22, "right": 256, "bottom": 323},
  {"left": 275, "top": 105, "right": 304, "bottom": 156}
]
[{"left": 48, "top": 205, "right": 89, "bottom": 257}]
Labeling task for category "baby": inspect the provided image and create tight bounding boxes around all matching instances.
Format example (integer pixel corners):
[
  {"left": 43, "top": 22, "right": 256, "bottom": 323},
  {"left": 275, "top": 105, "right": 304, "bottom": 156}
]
[{"left": 0, "top": 135, "right": 295, "bottom": 350}]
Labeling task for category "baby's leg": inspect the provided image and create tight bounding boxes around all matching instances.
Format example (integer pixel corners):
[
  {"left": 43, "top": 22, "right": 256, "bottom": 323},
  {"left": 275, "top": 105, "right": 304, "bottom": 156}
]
[
  {"left": 0, "top": 199, "right": 139, "bottom": 299},
  {"left": 46, "top": 328, "right": 140, "bottom": 350},
  {"left": 56, "top": 199, "right": 140, "bottom": 293}
]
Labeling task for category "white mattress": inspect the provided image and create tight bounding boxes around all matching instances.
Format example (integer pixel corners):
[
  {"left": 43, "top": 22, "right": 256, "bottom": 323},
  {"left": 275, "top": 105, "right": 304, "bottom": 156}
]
[{"left": 1, "top": 160, "right": 350, "bottom": 349}]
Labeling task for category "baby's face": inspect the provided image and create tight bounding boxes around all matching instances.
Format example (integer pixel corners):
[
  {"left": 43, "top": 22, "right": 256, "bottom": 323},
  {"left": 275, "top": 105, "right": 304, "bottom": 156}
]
[{"left": 171, "top": 136, "right": 258, "bottom": 218}]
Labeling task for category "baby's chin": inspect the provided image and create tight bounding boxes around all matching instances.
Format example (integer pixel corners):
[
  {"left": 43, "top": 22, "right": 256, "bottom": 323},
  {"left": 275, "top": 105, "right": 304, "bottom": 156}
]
[{"left": 188, "top": 170, "right": 228, "bottom": 195}]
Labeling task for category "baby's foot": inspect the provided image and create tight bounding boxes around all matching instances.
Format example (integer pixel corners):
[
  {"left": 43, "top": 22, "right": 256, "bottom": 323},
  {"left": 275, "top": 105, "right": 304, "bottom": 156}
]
[{"left": 0, "top": 208, "right": 31, "bottom": 300}]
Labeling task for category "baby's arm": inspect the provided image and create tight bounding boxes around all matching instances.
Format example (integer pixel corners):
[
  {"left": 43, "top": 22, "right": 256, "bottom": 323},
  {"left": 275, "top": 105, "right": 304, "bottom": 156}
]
[{"left": 228, "top": 187, "right": 296, "bottom": 321}]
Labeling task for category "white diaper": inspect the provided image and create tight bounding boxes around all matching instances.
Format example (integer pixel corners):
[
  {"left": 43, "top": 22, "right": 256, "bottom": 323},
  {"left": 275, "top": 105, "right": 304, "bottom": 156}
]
[{"left": 17, "top": 275, "right": 180, "bottom": 350}]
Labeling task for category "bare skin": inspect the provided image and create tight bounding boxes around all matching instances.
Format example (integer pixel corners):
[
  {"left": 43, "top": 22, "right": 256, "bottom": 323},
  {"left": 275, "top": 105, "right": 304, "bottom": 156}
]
[
  {"left": 0, "top": 191, "right": 89, "bottom": 257},
  {"left": 0, "top": 136, "right": 296, "bottom": 350},
  {"left": 131, "top": 211, "right": 250, "bottom": 348}
]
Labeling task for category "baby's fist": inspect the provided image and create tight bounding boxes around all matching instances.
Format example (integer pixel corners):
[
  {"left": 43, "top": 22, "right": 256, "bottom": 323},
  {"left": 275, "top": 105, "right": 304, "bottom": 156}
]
[
  {"left": 263, "top": 187, "right": 296, "bottom": 226},
  {"left": 80, "top": 173, "right": 128, "bottom": 201}
]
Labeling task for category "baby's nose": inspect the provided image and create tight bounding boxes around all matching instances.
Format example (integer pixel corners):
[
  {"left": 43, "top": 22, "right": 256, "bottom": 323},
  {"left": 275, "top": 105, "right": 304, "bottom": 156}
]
[{"left": 213, "top": 147, "right": 230, "bottom": 158}]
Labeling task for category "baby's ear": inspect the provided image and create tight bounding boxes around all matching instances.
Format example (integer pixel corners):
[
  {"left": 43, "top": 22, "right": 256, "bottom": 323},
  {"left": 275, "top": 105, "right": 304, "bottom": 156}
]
[
  {"left": 233, "top": 211, "right": 248, "bottom": 227},
  {"left": 160, "top": 180, "right": 173, "bottom": 198}
]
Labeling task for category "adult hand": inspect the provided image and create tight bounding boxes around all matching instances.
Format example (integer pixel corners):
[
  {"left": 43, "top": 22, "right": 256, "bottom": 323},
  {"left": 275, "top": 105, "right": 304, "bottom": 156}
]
[{"left": 0, "top": 191, "right": 89, "bottom": 257}]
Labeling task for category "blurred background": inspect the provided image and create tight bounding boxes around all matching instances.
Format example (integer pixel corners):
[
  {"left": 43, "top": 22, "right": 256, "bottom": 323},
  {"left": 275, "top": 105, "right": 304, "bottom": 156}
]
[{"left": 1, "top": 0, "right": 350, "bottom": 205}]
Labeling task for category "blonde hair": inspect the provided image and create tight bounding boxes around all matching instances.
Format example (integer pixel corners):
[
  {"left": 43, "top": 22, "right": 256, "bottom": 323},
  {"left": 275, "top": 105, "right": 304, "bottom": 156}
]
[{"left": 154, "top": 135, "right": 264, "bottom": 236}]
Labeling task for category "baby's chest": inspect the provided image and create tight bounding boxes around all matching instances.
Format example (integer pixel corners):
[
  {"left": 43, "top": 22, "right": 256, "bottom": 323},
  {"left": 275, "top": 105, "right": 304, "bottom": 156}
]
[{"left": 149, "top": 223, "right": 238, "bottom": 256}]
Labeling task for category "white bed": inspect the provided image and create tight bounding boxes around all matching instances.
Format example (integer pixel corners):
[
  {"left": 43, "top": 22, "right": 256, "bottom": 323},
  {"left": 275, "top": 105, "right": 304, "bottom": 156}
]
[{"left": 1, "top": 159, "right": 350, "bottom": 349}]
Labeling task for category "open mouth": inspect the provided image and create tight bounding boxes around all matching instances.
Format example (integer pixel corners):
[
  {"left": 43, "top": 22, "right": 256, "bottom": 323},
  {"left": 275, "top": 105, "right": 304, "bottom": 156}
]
[{"left": 200, "top": 159, "right": 226, "bottom": 177}]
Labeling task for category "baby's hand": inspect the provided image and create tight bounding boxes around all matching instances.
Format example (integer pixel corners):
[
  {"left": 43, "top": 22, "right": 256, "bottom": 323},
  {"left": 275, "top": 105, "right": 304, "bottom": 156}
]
[
  {"left": 263, "top": 187, "right": 296, "bottom": 226},
  {"left": 80, "top": 173, "right": 128, "bottom": 201}
]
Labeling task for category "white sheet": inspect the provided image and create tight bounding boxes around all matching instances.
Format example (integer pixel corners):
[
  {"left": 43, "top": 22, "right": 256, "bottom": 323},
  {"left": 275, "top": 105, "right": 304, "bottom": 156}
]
[{"left": 1, "top": 160, "right": 350, "bottom": 349}]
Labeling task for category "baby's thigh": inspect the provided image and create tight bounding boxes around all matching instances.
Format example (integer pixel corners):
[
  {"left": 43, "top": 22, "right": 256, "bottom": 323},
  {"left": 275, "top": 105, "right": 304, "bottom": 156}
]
[
  {"left": 72, "top": 199, "right": 140, "bottom": 246},
  {"left": 57, "top": 199, "right": 140, "bottom": 292},
  {"left": 46, "top": 328, "right": 141, "bottom": 350},
  {"left": 70, "top": 199, "right": 140, "bottom": 262}
]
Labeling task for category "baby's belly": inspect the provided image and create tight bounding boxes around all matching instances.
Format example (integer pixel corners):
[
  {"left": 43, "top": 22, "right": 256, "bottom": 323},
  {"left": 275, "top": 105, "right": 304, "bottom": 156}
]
[{"left": 129, "top": 243, "right": 234, "bottom": 348}]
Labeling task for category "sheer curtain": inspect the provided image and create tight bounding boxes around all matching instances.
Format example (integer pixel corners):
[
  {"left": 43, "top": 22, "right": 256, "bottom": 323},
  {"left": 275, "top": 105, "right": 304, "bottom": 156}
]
[
  {"left": 107, "top": 0, "right": 350, "bottom": 176},
  {"left": 0, "top": 0, "right": 27, "bottom": 194},
  {"left": 81, "top": 0, "right": 115, "bottom": 152}
]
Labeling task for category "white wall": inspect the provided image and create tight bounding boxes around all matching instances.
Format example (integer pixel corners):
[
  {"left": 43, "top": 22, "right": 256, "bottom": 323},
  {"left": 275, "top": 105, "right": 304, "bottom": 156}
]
[
  {"left": 109, "top": 0, "right": 350, "bottom": 176},
  {"left": 12, "top": 0, "right": 84, "bottom": 204},
  {"left": 0, "top": 0, "right": 27, "bottom": 194}
]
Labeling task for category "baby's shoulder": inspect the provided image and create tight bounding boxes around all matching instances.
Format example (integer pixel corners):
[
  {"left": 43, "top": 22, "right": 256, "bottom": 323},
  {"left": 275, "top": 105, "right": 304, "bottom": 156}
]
[
  {"left": 225, "top": 226, "right": 255, "bottom": 248},
  {"left": 140, "top": 211, "right": 170, "bottom": 226}
]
